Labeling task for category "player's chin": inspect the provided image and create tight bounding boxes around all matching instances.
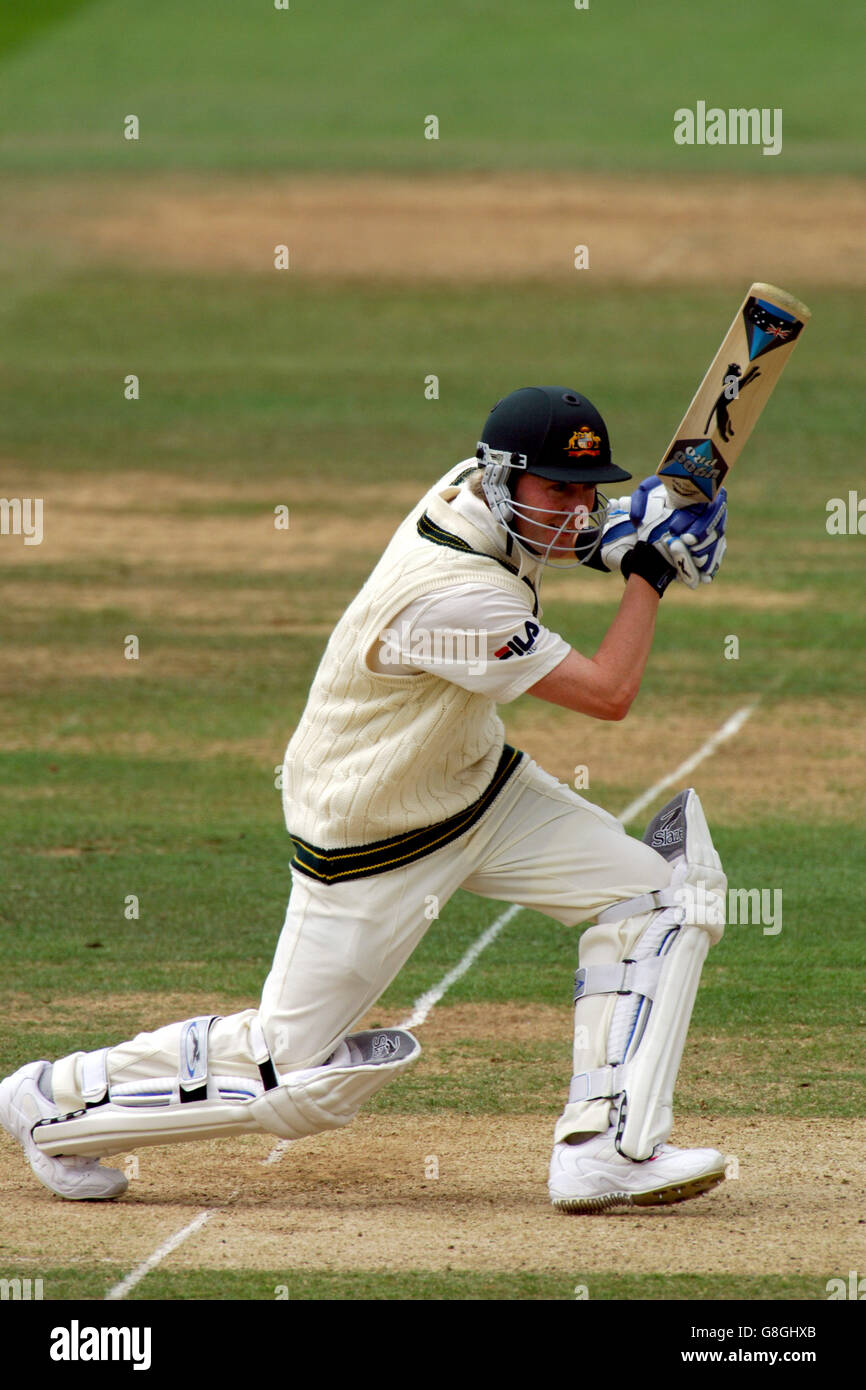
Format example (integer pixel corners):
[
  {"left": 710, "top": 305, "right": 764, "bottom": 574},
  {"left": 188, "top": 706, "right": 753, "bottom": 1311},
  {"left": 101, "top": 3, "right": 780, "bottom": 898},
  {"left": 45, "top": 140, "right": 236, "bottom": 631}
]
[
  {"left": 535, "top": 538, "right": 578, "bottom": 558},
  {"left": 537, "top": 525, "right": 581, "bottom": 548}
]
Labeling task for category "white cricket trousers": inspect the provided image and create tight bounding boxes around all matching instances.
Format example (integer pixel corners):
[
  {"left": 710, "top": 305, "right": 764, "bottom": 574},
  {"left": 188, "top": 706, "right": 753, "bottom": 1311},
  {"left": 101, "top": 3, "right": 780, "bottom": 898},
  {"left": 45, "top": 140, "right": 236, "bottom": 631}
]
[{"left": 52, "top": 756, "right": 670, "bottom": 1111}]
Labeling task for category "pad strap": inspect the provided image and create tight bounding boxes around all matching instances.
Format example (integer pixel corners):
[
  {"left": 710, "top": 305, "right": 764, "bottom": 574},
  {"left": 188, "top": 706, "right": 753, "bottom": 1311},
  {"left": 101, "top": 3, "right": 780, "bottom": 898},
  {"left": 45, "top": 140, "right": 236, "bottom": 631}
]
[
  {"left": 568, "top": 1065, "right": 624, "bottom": 1105},
  {"left": 179, "top": 1016, "right": 218, "bottom": 1102},
  {"left": 574, "top": 957, "right": 664, "bottom": 1003},
  {"left": 80, "top": 1048, "right": 109, "bottom": 1107},
  {"left": 249, "top": 1017, "right": 279, "bottom": 1092},
  {"left": 595, "top": 888, "right": 680, "bottom": 925}
]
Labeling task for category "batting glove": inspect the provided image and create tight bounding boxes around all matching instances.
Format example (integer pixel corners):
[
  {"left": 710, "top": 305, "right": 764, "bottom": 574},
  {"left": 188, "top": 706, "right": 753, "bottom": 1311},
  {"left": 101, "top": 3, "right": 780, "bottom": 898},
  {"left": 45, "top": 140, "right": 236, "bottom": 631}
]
[{"left": 600, "top": 477, "right": 727, "bottom": 590}]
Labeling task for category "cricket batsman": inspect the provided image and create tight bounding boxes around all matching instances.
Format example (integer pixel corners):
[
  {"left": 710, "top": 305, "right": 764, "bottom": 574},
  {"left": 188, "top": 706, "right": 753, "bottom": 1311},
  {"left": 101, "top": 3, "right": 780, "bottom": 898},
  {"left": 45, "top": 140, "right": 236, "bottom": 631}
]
[{"left": 1, "top": 385, "right": 730, "bottom": 1213}]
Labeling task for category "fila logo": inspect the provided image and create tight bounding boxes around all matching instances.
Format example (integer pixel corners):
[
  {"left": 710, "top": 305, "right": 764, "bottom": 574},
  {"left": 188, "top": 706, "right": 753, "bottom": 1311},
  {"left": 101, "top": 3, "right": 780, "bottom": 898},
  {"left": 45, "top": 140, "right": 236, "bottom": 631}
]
[{"left": 494, "top": 620, "right": 540, "bottom": 660}]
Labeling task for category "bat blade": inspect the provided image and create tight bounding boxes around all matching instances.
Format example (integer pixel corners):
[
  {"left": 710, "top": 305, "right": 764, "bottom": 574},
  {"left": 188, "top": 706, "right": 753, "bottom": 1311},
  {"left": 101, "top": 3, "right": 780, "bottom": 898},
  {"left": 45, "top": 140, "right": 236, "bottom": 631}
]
[{"left": 656, "top": 282, "right": 811, "bottom": 506}]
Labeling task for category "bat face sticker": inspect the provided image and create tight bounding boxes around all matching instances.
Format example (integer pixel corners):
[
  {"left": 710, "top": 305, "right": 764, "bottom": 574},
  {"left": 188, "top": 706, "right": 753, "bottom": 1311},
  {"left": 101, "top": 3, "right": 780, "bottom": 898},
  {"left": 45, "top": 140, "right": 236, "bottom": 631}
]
[
  {"left": 704, "top": 362, "right": 763, "bottom": 442},
  {"left": 659, "top": 438, "right": 728, "bottom": 502},
  {"left": 744, "top": 295, "right": 805, "bottom": 361},
  {"left": 656, "top": 283, "right": 810, "bottom": 507}
]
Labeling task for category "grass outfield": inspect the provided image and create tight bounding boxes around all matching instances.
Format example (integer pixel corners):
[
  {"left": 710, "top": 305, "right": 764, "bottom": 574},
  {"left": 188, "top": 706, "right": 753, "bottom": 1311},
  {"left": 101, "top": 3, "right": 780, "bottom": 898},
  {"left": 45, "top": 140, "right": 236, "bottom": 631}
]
[
  {"left": 0, "top": 0, "right": 861, "bottom": 174},
  {"left": 1, "top": 276, "right": 857, "bottom": 491}
]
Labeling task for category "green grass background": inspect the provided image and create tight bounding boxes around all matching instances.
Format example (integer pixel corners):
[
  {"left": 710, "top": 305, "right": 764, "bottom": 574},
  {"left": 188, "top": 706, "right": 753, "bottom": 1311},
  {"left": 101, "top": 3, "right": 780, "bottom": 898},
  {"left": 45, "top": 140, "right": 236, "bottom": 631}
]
[
  {"left": 0, "top": 0, "right": 863, "bottom": 1301},
  {"left": 0, "top": 0, "right": 861, "bottom": 173}
]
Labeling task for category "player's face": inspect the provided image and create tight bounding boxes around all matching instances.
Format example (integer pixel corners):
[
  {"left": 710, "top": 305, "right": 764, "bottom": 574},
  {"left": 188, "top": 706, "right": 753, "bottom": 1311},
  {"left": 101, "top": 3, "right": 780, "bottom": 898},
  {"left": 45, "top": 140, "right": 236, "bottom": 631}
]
[{"left": 511, "top": 474, "right": 598, "bottom": 554}]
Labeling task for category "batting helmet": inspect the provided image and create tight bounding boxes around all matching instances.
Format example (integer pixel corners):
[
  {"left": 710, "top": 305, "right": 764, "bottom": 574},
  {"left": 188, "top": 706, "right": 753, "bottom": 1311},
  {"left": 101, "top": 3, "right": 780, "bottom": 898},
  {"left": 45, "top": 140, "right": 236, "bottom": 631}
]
[
  {"left": 475, "top": 386, "right": 632, "bottom": 567},
  {"left": 478, "top": 385, "right": 631, "bottom": 486}
]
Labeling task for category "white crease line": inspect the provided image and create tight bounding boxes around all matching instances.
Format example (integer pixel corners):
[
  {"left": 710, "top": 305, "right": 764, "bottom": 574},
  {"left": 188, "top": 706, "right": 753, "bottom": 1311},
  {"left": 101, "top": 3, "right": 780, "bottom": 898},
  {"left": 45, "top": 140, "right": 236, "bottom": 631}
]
[
  {"left": 398, "top": 903, "right": 521, "bottom": 1030},
  {"left": 261, "top": 1138, "right": 292, "bottom": 1165},
  {"left": 615, "top": 701, "right": 758, "bottom": 827},
  {"left": 104, "top": 1209, "right": 214, "bottom": 1301}
]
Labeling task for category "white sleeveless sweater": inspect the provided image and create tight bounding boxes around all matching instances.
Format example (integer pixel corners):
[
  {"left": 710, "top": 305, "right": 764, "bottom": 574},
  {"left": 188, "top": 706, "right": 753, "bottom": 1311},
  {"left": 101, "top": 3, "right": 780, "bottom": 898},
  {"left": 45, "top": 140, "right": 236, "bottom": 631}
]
[{"left": 282, "top": 466, "right": 543, "bottom": 882}]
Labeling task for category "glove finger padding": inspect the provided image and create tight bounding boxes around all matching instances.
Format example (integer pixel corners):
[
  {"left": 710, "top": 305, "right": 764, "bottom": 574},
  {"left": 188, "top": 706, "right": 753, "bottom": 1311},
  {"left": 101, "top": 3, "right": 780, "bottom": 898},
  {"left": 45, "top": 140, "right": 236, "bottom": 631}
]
[
  {"left": 602, "top": 478, "right": 727, "bottom": 581},
  {"left": 700, "top": 533, "right": 726, "bottom": 582},
  {"left": 629, "top": 477, "right": 665, "bottom": 526},
  {"left": 662, "top": 536, "right": 701, "bottom": 589},
  {"left": 668, "top": 491, "right": 727, "bottom": 541},
  {"left": 662, "top": 534, "right": 724, "bottom": 588},
  {"left": 656, "top": 489, "right": 728, "bottom": 587}
]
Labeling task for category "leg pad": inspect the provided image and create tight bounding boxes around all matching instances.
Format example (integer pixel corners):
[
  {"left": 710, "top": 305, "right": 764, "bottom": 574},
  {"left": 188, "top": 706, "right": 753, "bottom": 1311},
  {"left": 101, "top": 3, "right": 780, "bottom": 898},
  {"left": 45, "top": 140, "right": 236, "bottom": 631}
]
[{"left": 33, "top": 1029, "right": 420, "bottom": 1157}]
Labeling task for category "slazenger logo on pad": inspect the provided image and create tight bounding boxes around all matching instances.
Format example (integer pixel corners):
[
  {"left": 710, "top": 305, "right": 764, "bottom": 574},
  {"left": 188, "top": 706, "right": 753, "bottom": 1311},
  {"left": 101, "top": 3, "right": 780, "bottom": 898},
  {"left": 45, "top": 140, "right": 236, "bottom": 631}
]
[
  {"left": 494, "top": 620, "right": 539, "bottom": 660},
  {"left": 651, "top": 807, "right": 684, "bottom": 849}
]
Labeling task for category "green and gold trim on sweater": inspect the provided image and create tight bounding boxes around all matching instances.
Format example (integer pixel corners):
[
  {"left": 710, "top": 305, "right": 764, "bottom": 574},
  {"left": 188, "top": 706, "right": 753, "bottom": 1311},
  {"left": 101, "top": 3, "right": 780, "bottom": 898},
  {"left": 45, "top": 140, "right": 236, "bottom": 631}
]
[
  {"left": 290, "top": 743, "right": 524, "bottom": 884},
  {"left": 416, "top": 512, "right": 539, "bottom": 617}
]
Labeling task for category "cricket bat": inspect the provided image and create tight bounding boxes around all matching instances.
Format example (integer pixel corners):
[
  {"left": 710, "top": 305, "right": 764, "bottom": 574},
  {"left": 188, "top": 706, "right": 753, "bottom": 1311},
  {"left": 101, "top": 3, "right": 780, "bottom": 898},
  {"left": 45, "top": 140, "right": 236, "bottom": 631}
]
[{"left": 656, "top": 282, "right": 811, "bottom": 506}]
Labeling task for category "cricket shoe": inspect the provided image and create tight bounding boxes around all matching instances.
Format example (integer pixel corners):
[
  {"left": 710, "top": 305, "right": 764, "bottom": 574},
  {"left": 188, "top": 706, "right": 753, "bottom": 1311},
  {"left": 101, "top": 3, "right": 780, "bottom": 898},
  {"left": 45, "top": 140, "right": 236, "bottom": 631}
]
[
  {"left": 0, "top": 1061, "right": 128, "bottom": 1201},
  {"left": 549, "top": 1130, "right": 726, "bottom": 1213}
]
